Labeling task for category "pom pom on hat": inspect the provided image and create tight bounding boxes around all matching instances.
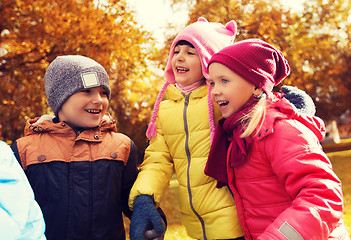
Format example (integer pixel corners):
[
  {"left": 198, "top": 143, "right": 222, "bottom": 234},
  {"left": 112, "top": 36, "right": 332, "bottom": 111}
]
[
  {"left": 44, "top": 55, "right": 110, "bottom": 116},
  {"left": 209, "top": 39, "right": 290, "bottom": 97},
  {"left": 146, "top": 17, "right": 238, "bottom": 140},
  {"left": 281, "top": 85, "right": 316, "bottom": 116}
]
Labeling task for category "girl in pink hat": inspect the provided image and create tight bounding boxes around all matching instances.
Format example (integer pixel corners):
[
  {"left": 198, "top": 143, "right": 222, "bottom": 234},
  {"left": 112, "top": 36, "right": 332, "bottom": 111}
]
[
  {"left": 128, "top": 17, "right": 245, "bottom": 240},
  {"left": 206, "top": 38, "right": 350, "bottom": 240}
]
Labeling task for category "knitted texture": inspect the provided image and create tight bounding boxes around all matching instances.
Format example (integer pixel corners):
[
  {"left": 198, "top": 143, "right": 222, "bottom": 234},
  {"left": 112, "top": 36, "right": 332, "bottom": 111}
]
[
  {"left": 207, "top": 86, "right": 215, "bottom": 142},
  {"left": 146, "top": 82, "right": 170, "bottom": 139},
  {"left": 130, "top": 195, "right": 165, "bottom": 240},
  {"left": 209, "top": 39, "right": 290, "bottom": 97},
  {"left": 44, "top": 55, "right": 110, "bottom": 116},
  {"left": 146, "top": 17, "right": 237, "bottom": 140},
  {"left": 164, "top": 17, "right": 237, "bottom": 84},
  {"left": 281, "top": 85, "right": 316, "bottom": 116}
]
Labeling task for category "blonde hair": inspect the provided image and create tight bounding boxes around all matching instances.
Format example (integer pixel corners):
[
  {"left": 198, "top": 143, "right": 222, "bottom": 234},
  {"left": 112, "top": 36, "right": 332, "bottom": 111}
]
[{"left": 240, "top": 98, "right": 269, "bottom": 138}]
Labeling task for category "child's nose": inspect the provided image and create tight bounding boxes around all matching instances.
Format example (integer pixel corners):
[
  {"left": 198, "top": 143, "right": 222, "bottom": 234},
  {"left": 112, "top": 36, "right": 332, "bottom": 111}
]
[
  {"left": 211, "top": 85, "right": 219, "bottom": 97},
  {"left": 175, "top": 52, "right": 185, "bottom": 61}
]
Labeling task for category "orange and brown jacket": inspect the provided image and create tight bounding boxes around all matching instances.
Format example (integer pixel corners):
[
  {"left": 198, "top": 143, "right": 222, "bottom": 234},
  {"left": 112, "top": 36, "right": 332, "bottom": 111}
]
[{"left": 11, "top": 114, "right": 138, "bottom": 240}]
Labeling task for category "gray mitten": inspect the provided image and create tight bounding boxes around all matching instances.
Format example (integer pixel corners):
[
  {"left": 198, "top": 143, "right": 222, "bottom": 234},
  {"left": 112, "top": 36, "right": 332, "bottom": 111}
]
[{"left": 130, "top": 195, "right": 165, "bottom": 240}]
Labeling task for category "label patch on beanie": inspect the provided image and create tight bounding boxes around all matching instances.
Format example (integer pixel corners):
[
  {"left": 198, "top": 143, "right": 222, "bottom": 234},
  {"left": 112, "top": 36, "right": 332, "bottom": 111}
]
[{"left": 81, "top": 72, "right": 100, "bottom": 88}]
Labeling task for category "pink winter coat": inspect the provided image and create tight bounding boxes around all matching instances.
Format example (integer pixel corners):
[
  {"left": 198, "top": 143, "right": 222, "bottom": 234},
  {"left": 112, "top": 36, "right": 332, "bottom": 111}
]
[{"left": 227, "top": 99, "right": 350, "bottom": 240}]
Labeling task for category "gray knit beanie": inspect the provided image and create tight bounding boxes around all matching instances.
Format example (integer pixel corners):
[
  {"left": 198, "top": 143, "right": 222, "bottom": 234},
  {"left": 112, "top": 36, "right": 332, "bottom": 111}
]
[{"left": 44, "top": 55, "right": 110, "bottom": 116}]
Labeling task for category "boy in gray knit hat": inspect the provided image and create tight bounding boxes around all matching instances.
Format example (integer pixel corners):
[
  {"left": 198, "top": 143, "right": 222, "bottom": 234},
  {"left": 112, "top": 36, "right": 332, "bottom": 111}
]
[
  {"left": 11, "top": 55, "right": 165, "bottom": 240},
  {"left": 44, "top": 55, "right": 111, "bottom": 117}
]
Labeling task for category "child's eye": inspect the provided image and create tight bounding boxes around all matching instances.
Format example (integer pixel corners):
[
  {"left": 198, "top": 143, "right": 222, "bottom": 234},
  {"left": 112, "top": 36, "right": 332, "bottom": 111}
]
[
  {"left": 81, "top": 89, "right": 91, "bottom": 93},
  {"left": 188, "top": 51, "right": 196, "bottom": 55},
  {"left": 209, "top": 81, "right": 215, "bottom": 87},
  {"left": 102, "top": 91, "right": 108, "bottom": 96},
  {"left": 221, "top": 79, "right": 228, "bottom": 84},
  {"left": 174, "top": 50, "right": 180, "bottom": 55}
]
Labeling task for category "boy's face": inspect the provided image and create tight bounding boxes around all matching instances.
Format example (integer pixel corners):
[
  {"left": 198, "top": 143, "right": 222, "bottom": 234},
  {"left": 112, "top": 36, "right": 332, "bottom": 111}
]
[
  {"left": 58, "top": 86, "right": 109, "bottom": 128},
  {"left": 209, "top": 62, "right": 257, "bottom": 118},
  {"left": 171, "top": 44, "right": 204, "bottom": 86}
]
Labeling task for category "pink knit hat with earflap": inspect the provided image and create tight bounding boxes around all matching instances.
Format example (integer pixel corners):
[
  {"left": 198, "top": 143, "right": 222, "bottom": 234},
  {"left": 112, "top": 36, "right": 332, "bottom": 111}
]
[
  {"left": 146, "top": 17, "right": 237, "bottom": 141},
  {"left": 208, "top": 39, "right": 290, "bottom": 98}
]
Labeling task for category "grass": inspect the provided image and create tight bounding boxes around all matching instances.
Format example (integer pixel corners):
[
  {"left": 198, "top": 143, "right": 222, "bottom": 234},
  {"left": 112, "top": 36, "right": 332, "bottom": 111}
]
[
  {"left": 327, "top": 150, "right": 351, "bottom": 232},
  {"left": 158, "top": 180, "right": 192, "bottom": 240},
  {"left": 124, "top": 179, "right": 191, "bottom": 240},
  {"left": 125, "top": 140, "right": 351, "bottom": 239},
  {"left": 323, "top": 137, "right": 351, "bottom": 153}
]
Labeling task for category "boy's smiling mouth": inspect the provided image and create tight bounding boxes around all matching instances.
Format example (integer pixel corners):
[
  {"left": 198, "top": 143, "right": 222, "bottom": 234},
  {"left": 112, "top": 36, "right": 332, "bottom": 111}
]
[{"left": 86, "top": 109, "right": 101, "bottom": 114}]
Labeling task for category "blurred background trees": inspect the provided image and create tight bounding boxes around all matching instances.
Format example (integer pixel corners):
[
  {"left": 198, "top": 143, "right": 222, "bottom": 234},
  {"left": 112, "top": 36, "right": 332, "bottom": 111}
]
[
  {"left": 169, "top": 0, "right": 351, "bottom": 121},
  {"left": 1, "top": 0, "right": 350, "bottom": 155},
  {"left": 0, "top": 0, "right": 162, "bottom": 156}
]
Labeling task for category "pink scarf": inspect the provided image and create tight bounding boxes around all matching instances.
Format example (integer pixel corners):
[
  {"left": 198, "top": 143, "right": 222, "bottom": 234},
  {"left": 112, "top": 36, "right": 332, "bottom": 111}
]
[
  {"left": 205, "top": 96, "right": 259, "bottom": 187},
  {"left": 175, "top": 79, "right": 206, "bottom": 94}
]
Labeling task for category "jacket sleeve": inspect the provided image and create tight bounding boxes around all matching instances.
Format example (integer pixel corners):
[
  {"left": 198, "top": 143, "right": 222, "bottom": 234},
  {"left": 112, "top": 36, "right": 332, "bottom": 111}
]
[
  {"left": 10, "top": 141, "right": 22, "bottom": 167},
  {"left": 128, "top": 120, "right": 174, "bottom": 210},
  {"left": 0, "top": 141, "right": 46, "bottom": 240},
  {"left": 258, "top": 119, "right": 344, "bottom": 240},
  {"left": 121, "top": 140, "right": 139, "bottom": 219}
]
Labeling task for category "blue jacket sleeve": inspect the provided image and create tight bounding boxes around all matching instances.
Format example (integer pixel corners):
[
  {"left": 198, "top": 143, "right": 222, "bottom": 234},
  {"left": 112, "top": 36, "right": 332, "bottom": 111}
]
[{"left": 0, "top": 141, "right": 46, "bottom": 240}]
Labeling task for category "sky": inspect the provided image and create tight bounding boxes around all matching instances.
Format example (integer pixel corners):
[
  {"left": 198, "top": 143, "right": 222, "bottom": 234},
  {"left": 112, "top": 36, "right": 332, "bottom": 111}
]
[
  {"left": 129, "top": 0, "right": 306, "bottom": 45},
  {"left": 128, "top": 0, "right": 188, "bottom": 45}
]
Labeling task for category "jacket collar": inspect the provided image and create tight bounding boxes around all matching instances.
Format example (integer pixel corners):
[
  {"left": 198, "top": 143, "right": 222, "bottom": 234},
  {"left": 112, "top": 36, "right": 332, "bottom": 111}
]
[
  {"left": 24, "top": 113, "right": 117, "bottom": 142},
  {"left": 166, "top": 84, "right": 209, "bottom": 101},
  {"left": 256, "top": 97, "right": 325, "bottom": 141}
]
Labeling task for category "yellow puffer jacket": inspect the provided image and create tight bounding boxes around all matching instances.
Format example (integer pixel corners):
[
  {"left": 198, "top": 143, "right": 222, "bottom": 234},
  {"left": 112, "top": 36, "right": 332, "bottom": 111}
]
[{"left": 129, "top": 85, "right": 243, "bottom": 240}]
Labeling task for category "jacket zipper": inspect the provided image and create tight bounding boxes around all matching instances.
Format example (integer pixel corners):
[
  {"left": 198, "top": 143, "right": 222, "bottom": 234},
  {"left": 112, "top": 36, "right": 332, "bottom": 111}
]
[
  {"left": 183, "top": 93, "right": 207, "bottom": 240},
  {"left": 227, "top": 143, "right": 251, "bottom": 240},
  {"left": 89, "top": 161, "right": 93, "bottom": 240}
]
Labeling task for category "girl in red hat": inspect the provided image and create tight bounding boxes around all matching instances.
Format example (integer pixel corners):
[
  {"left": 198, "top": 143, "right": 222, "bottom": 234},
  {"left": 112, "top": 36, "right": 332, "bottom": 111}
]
[{"left": 206, "top": 38, "right": 350, "bottom": 240}]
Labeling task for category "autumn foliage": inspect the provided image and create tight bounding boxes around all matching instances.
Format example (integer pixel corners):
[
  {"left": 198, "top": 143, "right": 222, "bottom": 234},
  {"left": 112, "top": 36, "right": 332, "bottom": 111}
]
[
  {"left": 0, "top": 0, "right": 161, "bottom": 155},
  {"left": 1, "top": 0, "right": 351, "bottom": 155},
  {"left": 170, "top": 0, "right": 351, "bottom": 120}
]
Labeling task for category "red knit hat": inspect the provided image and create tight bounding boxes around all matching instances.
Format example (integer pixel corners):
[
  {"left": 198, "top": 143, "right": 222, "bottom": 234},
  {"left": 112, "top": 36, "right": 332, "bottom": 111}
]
[{"left": 209, "top": 39, "right": 290, "bottom": 97}]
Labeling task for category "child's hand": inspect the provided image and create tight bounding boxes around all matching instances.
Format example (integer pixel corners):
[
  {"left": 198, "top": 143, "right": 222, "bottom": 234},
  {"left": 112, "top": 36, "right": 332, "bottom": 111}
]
[
  {"left": 130, "top": 195, "right": 166, "bottom": 240},
  {"left": 144, "top": 224, "right": 166, "bottom": 240}
]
